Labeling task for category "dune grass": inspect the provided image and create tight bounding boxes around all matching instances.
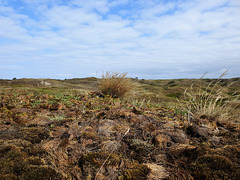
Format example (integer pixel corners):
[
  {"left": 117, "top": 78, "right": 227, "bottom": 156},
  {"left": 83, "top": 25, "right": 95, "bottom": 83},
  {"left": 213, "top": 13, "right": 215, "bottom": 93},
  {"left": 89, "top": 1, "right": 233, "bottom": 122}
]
[
  {"left": 182, "top": 71, "right": 239, "bottom": 120},
  {"left": 97, "top": 71, "right": 136, "bottom": 98}
]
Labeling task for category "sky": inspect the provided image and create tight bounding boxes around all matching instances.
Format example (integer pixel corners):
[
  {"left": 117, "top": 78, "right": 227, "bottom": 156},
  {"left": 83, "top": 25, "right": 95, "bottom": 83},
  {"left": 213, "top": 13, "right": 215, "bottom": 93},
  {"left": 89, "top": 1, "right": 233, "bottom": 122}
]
[{"left": 0, "top": 0, "right": 240, "bottom": 79}]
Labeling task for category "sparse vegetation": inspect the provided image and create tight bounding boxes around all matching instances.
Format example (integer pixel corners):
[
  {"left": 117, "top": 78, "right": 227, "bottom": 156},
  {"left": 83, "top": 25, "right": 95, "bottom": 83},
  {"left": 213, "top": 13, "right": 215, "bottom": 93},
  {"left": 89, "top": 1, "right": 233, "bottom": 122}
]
[{"left": 0, "top": 75, "right": 239, "bottom": 179}]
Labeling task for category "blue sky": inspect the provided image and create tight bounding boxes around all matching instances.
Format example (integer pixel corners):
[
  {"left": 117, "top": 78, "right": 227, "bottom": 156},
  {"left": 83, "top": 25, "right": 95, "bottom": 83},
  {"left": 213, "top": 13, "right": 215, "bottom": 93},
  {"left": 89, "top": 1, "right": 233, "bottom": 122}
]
[{"left": 0, "top": 0, "right": 240, "bottom": 79}]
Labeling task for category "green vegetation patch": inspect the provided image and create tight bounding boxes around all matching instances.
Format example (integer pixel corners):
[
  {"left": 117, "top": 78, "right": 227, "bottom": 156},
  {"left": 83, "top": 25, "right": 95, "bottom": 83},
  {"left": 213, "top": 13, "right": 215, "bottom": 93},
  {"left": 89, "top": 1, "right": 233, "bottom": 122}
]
[{"left": 166, "top": 92, "right": 182, "bottom": 99}]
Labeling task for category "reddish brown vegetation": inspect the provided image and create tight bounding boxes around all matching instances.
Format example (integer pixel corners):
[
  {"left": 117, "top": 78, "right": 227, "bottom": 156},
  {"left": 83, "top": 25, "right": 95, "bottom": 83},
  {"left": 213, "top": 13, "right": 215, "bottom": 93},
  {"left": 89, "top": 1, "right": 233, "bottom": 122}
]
[{"left": 0, "top": 87, "right": 239, "bottom": 179}]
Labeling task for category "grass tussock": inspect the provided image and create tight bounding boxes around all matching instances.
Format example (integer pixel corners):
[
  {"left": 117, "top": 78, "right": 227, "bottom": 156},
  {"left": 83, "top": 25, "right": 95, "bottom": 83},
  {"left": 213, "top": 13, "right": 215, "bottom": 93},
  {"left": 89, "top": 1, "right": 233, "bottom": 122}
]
[
  {"left": 98, "top": 71, "right": 136, "bottom": 98},
  {"left": 183, "top": 71, "right": 239, "bottom": 120}
]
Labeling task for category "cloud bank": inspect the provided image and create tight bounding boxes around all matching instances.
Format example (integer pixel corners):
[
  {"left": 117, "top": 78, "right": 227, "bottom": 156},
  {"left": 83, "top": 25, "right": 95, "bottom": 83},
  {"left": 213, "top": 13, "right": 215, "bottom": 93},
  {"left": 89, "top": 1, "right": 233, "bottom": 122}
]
[{"left": 0, "top": 0, "right": 239, "bottom": 79}]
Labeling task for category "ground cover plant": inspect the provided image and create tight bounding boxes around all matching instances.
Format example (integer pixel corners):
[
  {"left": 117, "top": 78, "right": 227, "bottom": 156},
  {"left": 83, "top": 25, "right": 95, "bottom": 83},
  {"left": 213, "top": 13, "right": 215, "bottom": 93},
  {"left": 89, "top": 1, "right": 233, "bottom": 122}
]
[{"left": 0, "top": 76, "right": 239, "bottom": 179}]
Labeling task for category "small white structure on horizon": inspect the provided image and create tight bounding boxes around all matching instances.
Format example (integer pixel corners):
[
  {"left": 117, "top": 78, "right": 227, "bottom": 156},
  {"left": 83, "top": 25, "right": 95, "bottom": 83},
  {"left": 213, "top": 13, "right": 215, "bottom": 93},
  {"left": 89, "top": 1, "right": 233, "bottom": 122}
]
[{"left": 40, "top": 80, "right": 52, "bottom": 86}]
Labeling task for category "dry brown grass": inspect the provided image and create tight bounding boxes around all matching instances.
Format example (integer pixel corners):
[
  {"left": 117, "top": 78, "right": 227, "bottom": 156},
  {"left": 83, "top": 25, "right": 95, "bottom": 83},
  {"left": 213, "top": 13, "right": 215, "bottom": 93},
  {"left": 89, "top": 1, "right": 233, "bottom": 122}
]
[
  {"left": 183, "top": 71, "right": 239, "bottom": 120},
  {"left": 98, "top": 71, "right": 136, "bottom": 98}
]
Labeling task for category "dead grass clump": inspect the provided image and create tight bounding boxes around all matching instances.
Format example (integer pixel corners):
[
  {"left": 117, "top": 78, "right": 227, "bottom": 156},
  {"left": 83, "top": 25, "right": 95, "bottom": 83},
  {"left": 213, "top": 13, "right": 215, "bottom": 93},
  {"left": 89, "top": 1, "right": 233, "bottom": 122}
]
[
  {"left": 0, "top": 142, "right": 61, "bottom": 180},
  {"left": 98, "top": 72, "right": 136, "bottom": 98},
  {"left": 119, "top": 164, "right": 151, "bottom": 180},
  {"left": 182, "top": 71, "right": 239, "bottom": 120},
  {"left": 190, "top": 154, "right": 240, "bottom": 179}
]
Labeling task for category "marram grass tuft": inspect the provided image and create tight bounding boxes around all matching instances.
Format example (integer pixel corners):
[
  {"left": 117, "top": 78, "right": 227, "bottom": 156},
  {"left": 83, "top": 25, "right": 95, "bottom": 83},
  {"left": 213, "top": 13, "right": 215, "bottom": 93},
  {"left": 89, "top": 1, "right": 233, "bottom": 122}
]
[
  {"left": 182, "top": 71, "right": 239, "bottom": 120},
  {"left": 98, "top": 71, "right": 136, "bottom": 98}
]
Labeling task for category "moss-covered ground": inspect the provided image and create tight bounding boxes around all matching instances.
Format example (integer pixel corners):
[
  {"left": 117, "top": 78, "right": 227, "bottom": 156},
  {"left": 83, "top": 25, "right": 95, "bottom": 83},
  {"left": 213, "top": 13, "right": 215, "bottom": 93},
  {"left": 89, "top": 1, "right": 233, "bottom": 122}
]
[{"left": 0, "top": 78, "right": 239, "bottom": 179}]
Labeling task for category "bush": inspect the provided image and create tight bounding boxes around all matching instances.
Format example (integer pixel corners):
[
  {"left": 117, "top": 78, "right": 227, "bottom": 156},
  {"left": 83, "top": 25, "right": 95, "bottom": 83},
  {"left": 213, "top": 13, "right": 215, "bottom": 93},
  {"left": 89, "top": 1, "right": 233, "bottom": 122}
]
[{"left": 97, "top": 71, "right": 136, "bottom": 98}]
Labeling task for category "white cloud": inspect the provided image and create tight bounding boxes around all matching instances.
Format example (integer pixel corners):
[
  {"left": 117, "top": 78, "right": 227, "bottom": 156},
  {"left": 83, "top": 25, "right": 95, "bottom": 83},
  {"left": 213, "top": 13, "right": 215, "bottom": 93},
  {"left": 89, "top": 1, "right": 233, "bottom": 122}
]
[
  {"left": 71, "top": 0, "right": 109, "bottom": 13},
  {"left": 108, "top": 0, "right": 129, "bottom": 7},
  {"left": 0, "top": 7, "right": 29, "bottom": 41},
  {"left": 0, "top": 0, "right": 239, "bottom": 79},
  {"left": 20, "top": 0, "right": 60, "bottom": 5},
  {"left": 43, "top": 5, "right": 100, "bottom": 28}
]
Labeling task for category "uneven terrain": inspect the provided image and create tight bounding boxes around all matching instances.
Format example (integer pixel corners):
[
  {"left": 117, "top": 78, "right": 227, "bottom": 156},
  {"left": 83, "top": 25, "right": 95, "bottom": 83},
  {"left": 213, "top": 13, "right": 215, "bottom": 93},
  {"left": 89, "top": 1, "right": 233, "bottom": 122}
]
[{"left": 0, "top": 78, "right": 240, "bottom": 179}]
